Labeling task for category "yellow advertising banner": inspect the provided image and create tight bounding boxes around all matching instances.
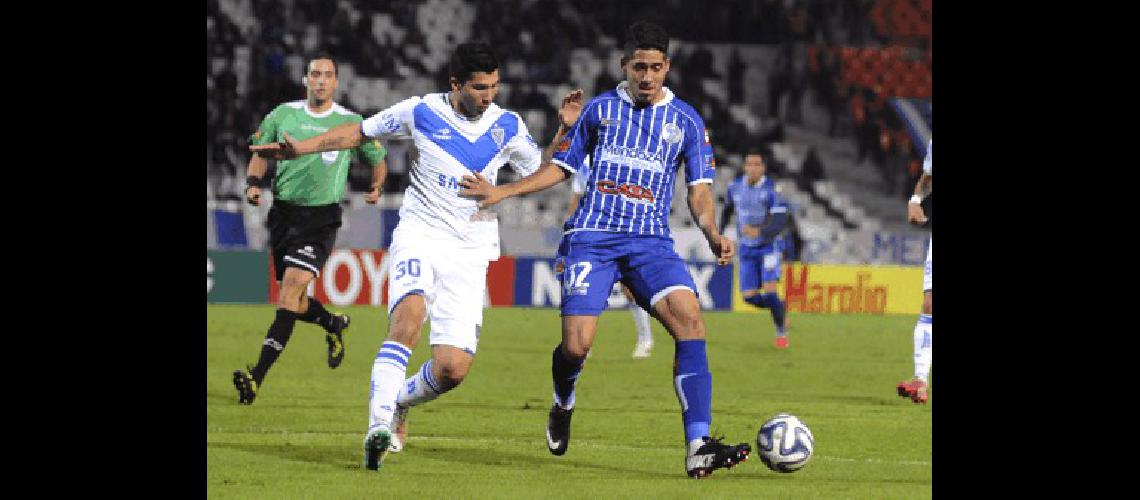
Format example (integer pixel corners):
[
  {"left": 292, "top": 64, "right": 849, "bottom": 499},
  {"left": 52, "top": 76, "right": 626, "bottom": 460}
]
[{"left": 732, "top": 262, "right": 924, "bottom": 315}]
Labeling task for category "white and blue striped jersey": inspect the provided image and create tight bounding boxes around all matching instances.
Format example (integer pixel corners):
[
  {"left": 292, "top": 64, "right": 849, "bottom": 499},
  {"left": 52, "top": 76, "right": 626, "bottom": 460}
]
[
  {"left": 361, "top": 93, "right": 542, "bottom": 260},
  {"left": 551, "top": 83, "right": 716, "bottom": 237}
]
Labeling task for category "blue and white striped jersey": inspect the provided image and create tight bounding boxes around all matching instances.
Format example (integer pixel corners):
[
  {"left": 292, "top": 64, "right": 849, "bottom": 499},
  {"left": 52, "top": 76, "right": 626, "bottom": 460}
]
[{"left": 551, "top": 83, "right": 716, "bottom": 237}]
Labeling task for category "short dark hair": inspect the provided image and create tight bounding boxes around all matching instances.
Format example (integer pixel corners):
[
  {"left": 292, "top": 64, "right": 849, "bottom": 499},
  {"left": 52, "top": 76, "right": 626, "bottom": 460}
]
[
  {"left": 448, "top": 42, "right": 499, "bottom": 84},
  {"left": 305, "top": 56, "right": 338, "bottom": 77},
  {"left": 623, "top": 21, "right": 669, "bottom": 57}
]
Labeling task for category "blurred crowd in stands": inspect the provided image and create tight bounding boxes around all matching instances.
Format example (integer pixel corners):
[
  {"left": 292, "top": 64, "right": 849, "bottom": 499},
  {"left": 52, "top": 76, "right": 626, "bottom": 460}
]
[{"left": 208, "top": 0, "right": 930, "bottom": 206}]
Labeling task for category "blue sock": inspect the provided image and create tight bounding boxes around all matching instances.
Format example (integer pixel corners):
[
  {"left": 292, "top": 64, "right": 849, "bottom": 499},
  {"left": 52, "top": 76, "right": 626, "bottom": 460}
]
[
  {"left": 551, "top": 344, "right": 584, "bottom": 408},
  {"left": 673, "top": 339, "right": 712, "bottom": 443},
  {"left": 760, "top": 292, "right": 788, "bottom": 335}
]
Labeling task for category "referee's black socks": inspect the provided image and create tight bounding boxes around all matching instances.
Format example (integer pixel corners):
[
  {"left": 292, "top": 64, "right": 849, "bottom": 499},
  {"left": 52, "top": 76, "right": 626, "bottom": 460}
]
[
  {"left": 297, "top": 296, "right": 335, "bottom": 332},
  {"left": 250, "top": 308, "right": 298, "bottom": 385}
]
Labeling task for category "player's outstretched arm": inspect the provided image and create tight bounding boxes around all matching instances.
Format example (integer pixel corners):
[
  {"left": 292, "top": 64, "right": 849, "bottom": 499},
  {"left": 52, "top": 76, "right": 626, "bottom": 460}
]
[
  {"left": 907, "top": 172, "right": 931, "bottom": 225},
  {"left": 365, "top": 158, "right": 388, "bottom": 204},
  {"left": 249, "top": 122, "right": 366, "bottom": 160},
  {"left": 459, "top": 162, "right": 570, "bottom": 208},
  {"left": 688, "top": 183, "right": 735, "bottom": 265}
]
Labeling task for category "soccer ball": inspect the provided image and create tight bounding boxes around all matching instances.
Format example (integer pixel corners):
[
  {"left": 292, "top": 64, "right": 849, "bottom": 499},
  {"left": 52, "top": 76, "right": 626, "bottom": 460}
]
[{"left": 756, "top": 413, "right": 814, "bottom": 473}]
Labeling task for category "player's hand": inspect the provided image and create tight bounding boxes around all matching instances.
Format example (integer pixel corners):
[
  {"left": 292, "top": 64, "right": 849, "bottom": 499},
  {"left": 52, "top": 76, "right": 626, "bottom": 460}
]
[
  {"left": 245, "top": 186, "right": 261, "bottom": 206},
  {"left": 907, "top": 202, "right": 928, "bottom": 225},
  {"left": 249, "top": 132, "right": 299, "bottom": 160},
  {"left": 365, "top": 187, "right": 381, "bottom": 204},
  {"left": 458, "top": 171, "right": 505, "bottom": 208},
  {"left": 558, "top": 89, "right": 585, "bottom": 129},
  {"left": 710, "top": 235, "right": 736, "bottom": 266},
  {"left": 741, "top": 225, "right": 760, "bottom": 239}
]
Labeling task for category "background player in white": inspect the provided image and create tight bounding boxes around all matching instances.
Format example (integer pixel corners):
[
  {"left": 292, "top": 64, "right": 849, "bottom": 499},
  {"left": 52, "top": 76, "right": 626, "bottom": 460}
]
[
  {"left": 897, "top": 138, "right": 932, "bottom": 404},
  {"left": 251, "top": 42, "right": 583, "bottom": 470},
  {"left": 566, "top": 166, "right": 656, "bottom": 358},
  {"left": 460, "top": 21, "right": 752, "bottom": 479}
]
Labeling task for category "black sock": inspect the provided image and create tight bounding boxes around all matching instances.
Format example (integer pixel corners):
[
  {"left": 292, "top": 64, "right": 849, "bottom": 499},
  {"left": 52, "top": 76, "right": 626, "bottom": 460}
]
[
  {"left": 297, "top": 297, "right": 334, "bottom": 331},
  {"left": 250, "top": 309, "right": 298, "bottom": 385},
  {"left": 551, "top": 344, "right": 585, "bottom": 408}
]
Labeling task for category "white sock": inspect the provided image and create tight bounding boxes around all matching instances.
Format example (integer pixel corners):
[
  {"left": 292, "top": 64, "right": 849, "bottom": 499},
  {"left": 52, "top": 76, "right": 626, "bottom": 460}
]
[
  {"left": 631, "top": 304, "right": 653, "bottom": 345},
  {"left": 369, "top": 341, "right": 412, "bottom": 432},
  {"left": 396, "top": 359, "right": 445, "bottom": 408},
  {"left": 913, "top": 314, "right": 932, "bottom": 382}
]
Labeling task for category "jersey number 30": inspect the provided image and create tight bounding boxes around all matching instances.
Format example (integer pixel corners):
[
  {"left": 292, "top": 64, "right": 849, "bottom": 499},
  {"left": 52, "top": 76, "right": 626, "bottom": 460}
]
[{"left": 394, "top": 258, "right": 421, "bottom": 280}]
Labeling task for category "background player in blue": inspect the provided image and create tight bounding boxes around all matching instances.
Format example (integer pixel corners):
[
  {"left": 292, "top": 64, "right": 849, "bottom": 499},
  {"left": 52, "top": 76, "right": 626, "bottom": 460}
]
[
  {"left": 460, "top": 21, "right": 751, "bottom": 479},
  {"left": 718, "top": 149, "right": 791, "bottom": 349}
]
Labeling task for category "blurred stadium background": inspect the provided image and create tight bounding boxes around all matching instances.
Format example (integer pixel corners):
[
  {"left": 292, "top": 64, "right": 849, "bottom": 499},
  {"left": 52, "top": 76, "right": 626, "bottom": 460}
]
[{"left": 206, "top": 0, "right": 931, "bottom": 310}]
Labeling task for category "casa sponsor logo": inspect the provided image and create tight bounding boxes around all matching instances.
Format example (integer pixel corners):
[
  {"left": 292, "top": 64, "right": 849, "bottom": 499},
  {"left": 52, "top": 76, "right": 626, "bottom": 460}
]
[
  {"left": 595, "top": 179, "right": 655, "bottom": 205},
  {"left": 784, "top": 266, "right": 888, "bottom": 314},
  {"left": 300, "top": 123, "right": 329, "bottom": 133}
]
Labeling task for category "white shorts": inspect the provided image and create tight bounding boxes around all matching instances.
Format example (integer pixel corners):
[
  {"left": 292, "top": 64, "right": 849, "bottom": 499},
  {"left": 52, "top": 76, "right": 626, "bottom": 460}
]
[
  {"left": 386, "top": 234, "right": 489, "bottom": 356},
  {"left": 922, "top": 237, "right": 932, "bottom": 292}
]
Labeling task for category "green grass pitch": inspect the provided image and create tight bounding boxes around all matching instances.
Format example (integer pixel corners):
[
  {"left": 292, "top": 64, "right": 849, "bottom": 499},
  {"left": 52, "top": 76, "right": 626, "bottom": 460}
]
[{"left": 207, "top": 305, "right": 931, "bottom": 498}]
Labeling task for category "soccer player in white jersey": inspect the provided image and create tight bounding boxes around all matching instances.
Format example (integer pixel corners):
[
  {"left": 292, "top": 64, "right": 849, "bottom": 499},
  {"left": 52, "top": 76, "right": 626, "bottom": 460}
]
[
  {"left": 897, "top": 138, "right": 932, "bottom": 404},
  {"left": 566, "top": 166, "right": 656, "bottom": 358},
  {"left": 251, "top": 42, "right": 583, "bottom": 470},
  {"left": 460, "top": 21, "right": 752, "bottom": 478}
]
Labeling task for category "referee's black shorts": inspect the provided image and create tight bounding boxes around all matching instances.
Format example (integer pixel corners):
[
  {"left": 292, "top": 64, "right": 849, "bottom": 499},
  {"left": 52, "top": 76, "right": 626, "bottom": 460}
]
[{"left": 267, "top": 200, "right": 342, "bottom": 282}]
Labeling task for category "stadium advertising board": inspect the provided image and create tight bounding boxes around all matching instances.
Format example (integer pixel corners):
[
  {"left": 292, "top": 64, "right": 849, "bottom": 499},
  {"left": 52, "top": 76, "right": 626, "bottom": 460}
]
[
  {"left": 265, "top": 249, "right": 734, "bottom": 310},
  {"left": 208, "top": 250, "right": 270, "bottom": 303},
  {"left": 732, "top": 262, "right": 923, "bottom": 314}
]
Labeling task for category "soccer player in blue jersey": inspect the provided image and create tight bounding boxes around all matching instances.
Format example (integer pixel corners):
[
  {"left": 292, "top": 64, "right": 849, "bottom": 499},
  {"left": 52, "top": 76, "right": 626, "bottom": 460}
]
[
  {"left": 460, "top": 21, "right": 751, "bottom": 478},
  {"left": 719, "top": 149, "right": 792, "bottom": 349}
]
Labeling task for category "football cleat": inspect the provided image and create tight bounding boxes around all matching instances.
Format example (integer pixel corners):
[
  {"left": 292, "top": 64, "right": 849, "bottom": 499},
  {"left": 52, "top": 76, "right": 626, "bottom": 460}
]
[
  {"left": 388, "top": 404, "right": 409, "bottom": 452},
  {"left": 632, "top": 341, "right": 654, "bottom": 359},
  {"left": 896, "top": 378, "right": 929, "bottom": 404},
  {"left": 363, "top": 427, "right": 392, "bottom": 471},
  {"left": 545, "top": 404, "right": 574, "bottom": 456},
  {"left": 686, "top": 436, "right": 751, "bottom": 478},
  {"left": 232, "top": 367, "right": 258, "bottom": 405},
  {"left": 326, "top": 313, "right": 350, "bottom": 369},
  {"left": 775, "top": 336, "right": 789, "bottom": 349}
]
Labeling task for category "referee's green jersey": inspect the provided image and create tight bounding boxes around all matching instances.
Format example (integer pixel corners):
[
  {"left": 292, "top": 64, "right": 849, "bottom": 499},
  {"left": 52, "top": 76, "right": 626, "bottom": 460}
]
[{"left": 251, "top": 101, "right": 387, "bottom": 206}]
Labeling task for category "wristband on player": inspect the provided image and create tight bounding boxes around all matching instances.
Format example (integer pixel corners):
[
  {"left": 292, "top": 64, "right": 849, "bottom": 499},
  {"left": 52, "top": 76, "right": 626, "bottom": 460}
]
[
  {"left": 908, "top": 195, "right": 923, "bottom": 205},
  {"left": 246, "top": 176, "right": 263, "bottom": 189}
]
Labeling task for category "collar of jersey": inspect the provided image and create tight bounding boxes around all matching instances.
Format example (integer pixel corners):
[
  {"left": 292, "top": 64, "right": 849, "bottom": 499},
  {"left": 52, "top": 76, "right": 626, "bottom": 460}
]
[
  {"left": 616, "top": 82, "right": 674, "bottom": 108},
  {"left": 439, "top": 93, "right": 499, "bottom": 124},
  {"left": 746, "top": 175, "right": 767, "bottom": 188},
  {"left": 302, "top": 101, "right": 338, "bottom": 118}
]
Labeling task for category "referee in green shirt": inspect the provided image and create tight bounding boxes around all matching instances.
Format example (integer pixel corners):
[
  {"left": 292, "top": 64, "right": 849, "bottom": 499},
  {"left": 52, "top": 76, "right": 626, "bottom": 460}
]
[{"left": 233, "top": 56, "right": 388, "bottom": 405}]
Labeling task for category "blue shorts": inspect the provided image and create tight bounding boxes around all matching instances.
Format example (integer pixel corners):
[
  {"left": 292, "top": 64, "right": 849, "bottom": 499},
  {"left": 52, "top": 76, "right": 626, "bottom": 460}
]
[
  {"left": 556, "top": 231, "right": 698, "bottom": 316},
  {"left": 739, "top": 243, "right": 782, "bottom": 292}
]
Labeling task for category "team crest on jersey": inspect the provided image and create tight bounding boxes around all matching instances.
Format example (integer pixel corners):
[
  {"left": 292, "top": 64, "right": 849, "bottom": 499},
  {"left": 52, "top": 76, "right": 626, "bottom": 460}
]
[
  {"left": 557, "top": 138, "right": 571, "bottom": 153},
  {"left": 662, "top": 123, "right": 683, "bottom": 144},
  {"left": 321, "top": 150, "right": 339, "bottom": 165},
  {"left": 433, "top": 128, "right": 452, "bottom": 140},
  {"left": 491, "top": 125, "right": 505, "bottom": 149}
]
